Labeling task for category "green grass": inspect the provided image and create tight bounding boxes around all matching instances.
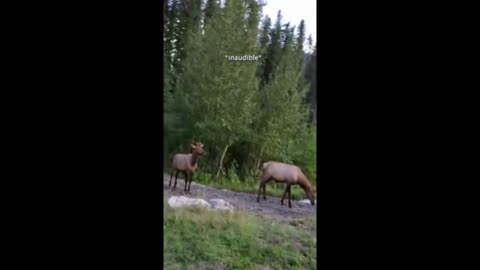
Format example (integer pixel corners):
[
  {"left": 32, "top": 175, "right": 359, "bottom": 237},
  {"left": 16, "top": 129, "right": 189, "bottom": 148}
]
[{"left": 164, "top": 203, "right": 316, "bottom": 270}]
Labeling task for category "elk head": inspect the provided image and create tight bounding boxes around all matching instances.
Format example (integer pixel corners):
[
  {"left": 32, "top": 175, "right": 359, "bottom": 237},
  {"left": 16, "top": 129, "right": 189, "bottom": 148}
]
[
  {"left": 307, "top": 186, "right": 316, "bottom": 205},
  {"left": 190, "top": 142, "right": 205, "bottom": 156}
]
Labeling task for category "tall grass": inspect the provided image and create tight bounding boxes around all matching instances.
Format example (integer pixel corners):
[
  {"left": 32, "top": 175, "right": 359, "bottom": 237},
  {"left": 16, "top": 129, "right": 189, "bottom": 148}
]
[{"left": 164, "top": 203, "right": 316, "bottom": 270}]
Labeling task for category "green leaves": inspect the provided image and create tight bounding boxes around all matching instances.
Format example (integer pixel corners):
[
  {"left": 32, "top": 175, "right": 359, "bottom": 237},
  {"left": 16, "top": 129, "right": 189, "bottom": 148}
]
[{"left": 164, "top": 0, "right": 316, "bottom": 185}]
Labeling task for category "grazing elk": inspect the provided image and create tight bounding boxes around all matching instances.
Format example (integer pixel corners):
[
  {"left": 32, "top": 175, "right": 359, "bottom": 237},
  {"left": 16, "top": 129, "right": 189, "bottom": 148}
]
[
  {"left": 257, "top": 161, "right": 316, "bottom": 208},
  {"left": 169, "top": 142, "right": 205, "bottom": 194}
]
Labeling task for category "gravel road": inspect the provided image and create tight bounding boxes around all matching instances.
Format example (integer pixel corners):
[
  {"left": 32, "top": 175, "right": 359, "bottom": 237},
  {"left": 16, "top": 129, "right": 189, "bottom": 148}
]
[{"left": 163, "top": 173, "right": 317, "bottom": 226}]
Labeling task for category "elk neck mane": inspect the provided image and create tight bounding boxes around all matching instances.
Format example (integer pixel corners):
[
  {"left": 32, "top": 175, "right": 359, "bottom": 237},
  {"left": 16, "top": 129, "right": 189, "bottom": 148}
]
[
  {"left": 297, "top": 173, "right": 312, "bottom": 191},
  {"left": 190, "top": 152, "right": 200, "bottom": 167}
]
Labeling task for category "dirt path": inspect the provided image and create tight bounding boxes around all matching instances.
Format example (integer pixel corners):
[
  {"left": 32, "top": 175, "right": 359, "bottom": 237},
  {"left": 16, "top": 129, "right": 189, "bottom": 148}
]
[{"left": 163, "top": 173, "right": 317, "bottom": 235}]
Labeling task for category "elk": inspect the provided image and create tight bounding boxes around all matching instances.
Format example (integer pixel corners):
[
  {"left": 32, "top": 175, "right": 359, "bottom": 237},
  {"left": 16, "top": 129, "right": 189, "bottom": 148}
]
[
  {"left": 257, "top": 161, "right": 316, "bottom": 208},
  {"left": 169, "top": 142, "right": 205, "bottom": 193}
]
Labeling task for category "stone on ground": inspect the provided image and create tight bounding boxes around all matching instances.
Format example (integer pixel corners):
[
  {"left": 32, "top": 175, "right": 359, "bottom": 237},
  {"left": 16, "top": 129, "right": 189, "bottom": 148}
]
[
  {"left": 168, "top": 196, "right": 211, "bottom": 208},
  {"left": 209, "top": 198, "right": 234, "bottom": 212},
  {"left": 298, "top": 199, "right": 317, "bottom": 205}
]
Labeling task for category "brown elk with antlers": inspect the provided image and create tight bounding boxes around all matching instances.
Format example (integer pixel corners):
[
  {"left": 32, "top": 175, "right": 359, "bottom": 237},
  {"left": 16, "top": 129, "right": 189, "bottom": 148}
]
[
  {"left": 257, "top": 161, "right": 316, "bottom": 208},
  {"left": 169, "top": 142, "right": 205, "bottom": 193}
]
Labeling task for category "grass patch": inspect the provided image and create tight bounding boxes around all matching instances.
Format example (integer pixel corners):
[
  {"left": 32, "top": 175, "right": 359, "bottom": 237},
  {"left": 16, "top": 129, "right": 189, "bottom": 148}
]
[{"left": 164, "top": 203, "right": 316, "bottom": 270}]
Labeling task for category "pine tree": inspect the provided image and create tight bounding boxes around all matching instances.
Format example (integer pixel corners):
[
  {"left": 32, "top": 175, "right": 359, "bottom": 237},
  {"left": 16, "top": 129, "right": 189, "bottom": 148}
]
[
  {"left": 165, "top": 0, "right": 203, "bottom": 89},
  {"left": 304, "top": 41, "right": 317, "bottom": 124},
  {"left": 258, "top": 16, "right": 271, "bottom": 52},
  {"left": 257, "top": 15, "right": 271, "bottom": 87},
  {"left": 246, "top": 0, "right": 260, "bottom": 32},
  {"left": 180, "top": 0, "right": 202, "bottom": 34},
  {"left": 164, "top": 0, "right": 174, "bottom": 75},
  {"left": 261, "top": 10, "right": 283, "bottom": 86},
  {"left": 204, "top": 0, "right": 220, "bottom": 27},
  {"left": 164, "top": 21, "right": 175, "bottom": 163},
  {"left": 165, "top": 0, "right": 181, "bottom": 87},
  {"left": 292, "top": 20, "right": 308, "bottom": 105},
  {"left": 164, "top": 0, "right": 168, "bottom": 25},
  {"left": 296, "top": 19, "right": 306, "bottom": 52},
  {"left": 307, "top": 34, "right": 313, "bottom": 52}
]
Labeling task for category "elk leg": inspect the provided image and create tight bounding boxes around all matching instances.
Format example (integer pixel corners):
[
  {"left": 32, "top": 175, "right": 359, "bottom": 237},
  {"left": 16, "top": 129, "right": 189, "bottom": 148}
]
[
  {"left": 257, "top": 181, "right": 265, "bottom": 203},
  {"left": 187, "top": 173, "right": 193, "bottom": 192},
  {"left": 257, "top": 173, "right": 265, "bottom": 203},
  {"left": 257, "top": 183, "right": 262, "bottom": 203},
  {"left": 281, "top": 184, "right": 289, "bottom": 205},
  {"left": 288, "top": 185, "right": 292, "bottom": 208},
  {"left": 263, "top": 182, "right": 267, "bottom": 200},
  {"left": 173, "top": 171, "right": 179, "bottom": 190},
  {"left": 169, "top": 170, "right": 174, "bottom": 186},
  {"left": 257, "top": 176, "right": 273, "bottom": 202},
  {"left": 262, "top": 177, "right": 273, "bottom": 200},
  {"left": 178, "top": 171, "right": 186, "bottom": 193},
  {"left": 184, "top": 172, "right": 189, "bottom": 193}
]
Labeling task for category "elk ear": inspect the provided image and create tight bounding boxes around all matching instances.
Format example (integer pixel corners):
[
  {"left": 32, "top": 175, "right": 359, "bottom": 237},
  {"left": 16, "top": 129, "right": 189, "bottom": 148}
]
[
  {"left": 190, "top": 144, "right": 196, "bottom": 149},
  {"left": 200, "top": 143, "right": 204, "bottom": 147}
]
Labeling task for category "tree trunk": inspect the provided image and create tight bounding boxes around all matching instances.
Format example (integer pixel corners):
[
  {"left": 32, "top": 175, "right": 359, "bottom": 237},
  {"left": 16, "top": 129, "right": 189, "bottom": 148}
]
[
  {"left": 215, "top": 144, "right": 230, "bottom": 180},
  {"left": 255, "top": 143, "right": 268, "bottom": 172},
  {"left": 255, "top": 159, "right": 262, "bottom": 172}
]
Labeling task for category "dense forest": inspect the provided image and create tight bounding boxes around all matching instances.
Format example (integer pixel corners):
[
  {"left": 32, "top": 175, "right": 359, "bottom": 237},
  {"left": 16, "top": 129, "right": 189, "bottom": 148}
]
[{"left": 163, "top": 0, "right": 317, "bottom": 187}]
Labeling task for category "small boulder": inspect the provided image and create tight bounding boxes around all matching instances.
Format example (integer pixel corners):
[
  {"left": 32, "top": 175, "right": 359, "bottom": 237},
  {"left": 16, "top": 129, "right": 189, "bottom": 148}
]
[
  {"left": 209, "top": 199, "right": 234, "bottom": 212},
  {"left": 298, "top": 199, "right": 317, "bottom": 205},
  {"left": 168, "top": 196, "right": 211, "bottom": 209}
]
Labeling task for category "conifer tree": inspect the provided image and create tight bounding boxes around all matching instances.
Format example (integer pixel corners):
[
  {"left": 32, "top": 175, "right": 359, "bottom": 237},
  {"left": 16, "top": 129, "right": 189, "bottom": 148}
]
[
  {"left": 261, "top": 10, "right": 283, "bottom": 86},
  {"left": 304, "top": 41, "right": 317, "bottom": 124},
  {"left": 165, "top": 0, "right": 203, "bottom": 88},
  {"left": 257, "top": 15, "right": 271, "bottom": 87},
  {"left": 296, "top": 19, "right": 306, "bottom": 52},
  {"left": 164, "top": 0, "right": 174, "bottom": 74},
  {"left": 204, "top": 0, "right": 220, "bottom": 27}
]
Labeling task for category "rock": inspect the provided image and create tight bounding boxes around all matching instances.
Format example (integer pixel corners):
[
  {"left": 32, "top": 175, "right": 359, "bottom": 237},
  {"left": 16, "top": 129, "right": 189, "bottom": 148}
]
[
  {"left": 209, "top": 199, "right": 234, "bottom": 212},
  {"left": 298, "top": 199, "right": 317, "bottom": 205},
  {"left": 167, "top": 196, "right": 234, "bottom": 212},
  {"left": 168, "top": 196, "right": 211, "bottom": 209}
]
